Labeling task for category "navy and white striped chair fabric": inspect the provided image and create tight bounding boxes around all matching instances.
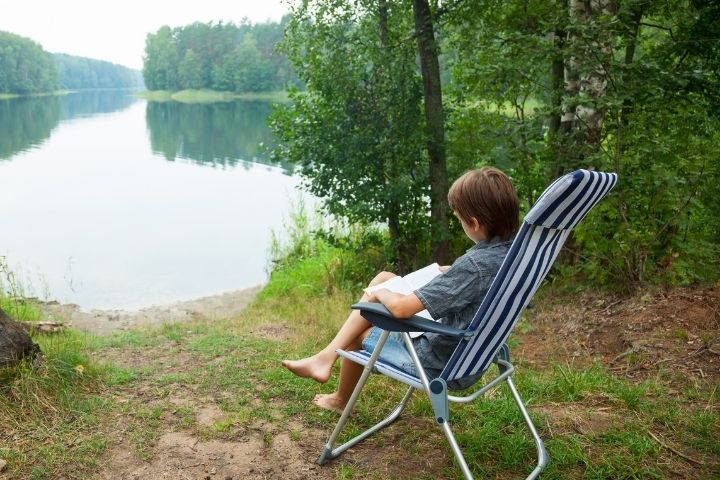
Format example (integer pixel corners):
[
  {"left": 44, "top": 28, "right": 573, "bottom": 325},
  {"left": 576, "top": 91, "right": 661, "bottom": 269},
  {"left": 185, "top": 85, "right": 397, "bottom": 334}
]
[
  {"left": 443, "top": 169, "right": 618, "bottom": 385},
  {"left": 318, "top": 170, "right": 618, "bottom": 480}
]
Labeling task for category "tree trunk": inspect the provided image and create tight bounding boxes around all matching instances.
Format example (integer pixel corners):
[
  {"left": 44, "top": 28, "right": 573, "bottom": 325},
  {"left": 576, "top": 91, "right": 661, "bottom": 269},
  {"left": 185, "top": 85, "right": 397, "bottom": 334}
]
[
  {"left": 0, "top": 308, "right": 40, "bottom": 368},
  {"left": 412, "top": 0, "right": 449, "bottom": 264},
  {"left": 572, "top": 0, "right": 614, "bottom": 157},
  {"left": 549, "top": 31, "right": 565, "bottom": 136},
  {"left": 548, "top": 28, "right": 569, "bottom": 178}
]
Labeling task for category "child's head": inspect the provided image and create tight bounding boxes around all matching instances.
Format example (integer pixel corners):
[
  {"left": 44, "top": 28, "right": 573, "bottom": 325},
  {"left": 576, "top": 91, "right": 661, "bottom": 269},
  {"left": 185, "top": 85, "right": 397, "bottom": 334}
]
[{"left": 448, "top": 167, "right": 519, "bottom": 241}]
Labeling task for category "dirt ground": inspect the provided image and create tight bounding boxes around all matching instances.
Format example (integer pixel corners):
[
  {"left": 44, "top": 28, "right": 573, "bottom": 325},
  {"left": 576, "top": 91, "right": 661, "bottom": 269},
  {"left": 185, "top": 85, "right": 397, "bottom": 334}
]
[
  {"left": 519, "top": 285, "right": 720, "bottom": 385},
  {"left": 38, "top": 284, "right": 718, "bottom": 479}
]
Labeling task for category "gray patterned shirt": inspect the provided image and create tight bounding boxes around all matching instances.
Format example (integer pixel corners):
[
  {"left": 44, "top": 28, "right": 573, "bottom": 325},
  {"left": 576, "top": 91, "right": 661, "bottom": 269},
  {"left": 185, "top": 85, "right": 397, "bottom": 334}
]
[{"left": 413, "top": 237, "right": 511, "bottom": 389}]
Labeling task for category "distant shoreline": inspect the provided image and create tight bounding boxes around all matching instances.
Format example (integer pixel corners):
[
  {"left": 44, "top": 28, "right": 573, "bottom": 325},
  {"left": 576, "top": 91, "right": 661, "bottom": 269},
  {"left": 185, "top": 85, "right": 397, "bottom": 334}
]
[
  {"left": 137, "top": 89, "right": 289, "bottom": 103},
  {"left": 0, "top": 90, "right": 72, "bottom": 100}
]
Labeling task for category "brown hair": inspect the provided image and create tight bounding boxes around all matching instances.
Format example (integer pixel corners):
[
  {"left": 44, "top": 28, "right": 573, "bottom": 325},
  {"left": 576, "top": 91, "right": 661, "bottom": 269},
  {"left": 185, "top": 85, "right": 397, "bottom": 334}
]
[{"left": 448, "top": 167, "right": 519, "bottom": 241}]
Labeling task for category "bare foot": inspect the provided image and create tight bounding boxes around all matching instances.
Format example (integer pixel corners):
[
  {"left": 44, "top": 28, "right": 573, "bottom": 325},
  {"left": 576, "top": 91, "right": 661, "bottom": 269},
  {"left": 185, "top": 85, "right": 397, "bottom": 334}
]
[
  {"left": 281, "top": 354, "right": 333, "bottom": 383},
  {"left": 313, "top": 393, "right": 349, "bottom": 414}
]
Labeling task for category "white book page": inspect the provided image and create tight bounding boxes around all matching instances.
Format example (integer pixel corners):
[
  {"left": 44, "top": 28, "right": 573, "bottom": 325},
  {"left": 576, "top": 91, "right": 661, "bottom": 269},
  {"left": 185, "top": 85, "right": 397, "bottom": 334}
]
[
  {"left": 402, "top": 263, "right": 442, "bottom": 289},
  {"left": 365, "top": 276, "right": 413, "bottom": 296},
  {"left": 363, "top": 264, "right": 443, "bottom": 338}
]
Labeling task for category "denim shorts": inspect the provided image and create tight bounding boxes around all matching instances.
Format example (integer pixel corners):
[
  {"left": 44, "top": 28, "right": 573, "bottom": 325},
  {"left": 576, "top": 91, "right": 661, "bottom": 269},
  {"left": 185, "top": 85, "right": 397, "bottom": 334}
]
[{"left": 361, "top": 327, "right": 417, "bottom": 376}]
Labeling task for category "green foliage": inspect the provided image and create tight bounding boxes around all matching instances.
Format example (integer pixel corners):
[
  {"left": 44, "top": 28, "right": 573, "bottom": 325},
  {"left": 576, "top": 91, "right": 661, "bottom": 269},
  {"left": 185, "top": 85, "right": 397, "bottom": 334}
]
[
  {"left": 271, "top": 0, "right": 434, "bottom": 271},
  {"left": 143, "top": 19, "right": 296, "bottom": 93},
  {"left": 261, "top": 204, "right": 390, "bottom": 299},
  {"left": 54, "top": 53, "right": 142, "bottom": 90},
  {"left": 444, "top": 0, "right": 720, "bottom": 286},
  {"left": 0, "top": 31, "right": 58, "bottom": 94},
  {"left": 177, "top": 49, "right": 204, "bottom": 90}
]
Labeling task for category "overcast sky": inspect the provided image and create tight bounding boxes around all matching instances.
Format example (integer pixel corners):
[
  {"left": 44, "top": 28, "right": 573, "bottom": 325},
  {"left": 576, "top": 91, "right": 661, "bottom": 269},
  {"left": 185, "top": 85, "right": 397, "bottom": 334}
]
[{"left": 0, "top": 0, "right": 290, "bottom": 70}]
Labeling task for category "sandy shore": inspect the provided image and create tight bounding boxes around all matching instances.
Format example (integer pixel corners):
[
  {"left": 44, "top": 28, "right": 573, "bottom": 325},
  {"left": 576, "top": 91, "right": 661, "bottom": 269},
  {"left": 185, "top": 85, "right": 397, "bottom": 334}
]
[{"left": 39, "top": 286, "right": 262, "bottom": 335}]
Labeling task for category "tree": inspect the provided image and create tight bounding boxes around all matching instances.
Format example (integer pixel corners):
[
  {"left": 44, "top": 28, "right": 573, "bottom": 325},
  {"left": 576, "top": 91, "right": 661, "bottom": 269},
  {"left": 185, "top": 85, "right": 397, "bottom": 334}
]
[
  {"left": 272, "top": 0, "right": 429, "bottom": 270},
  {"left": 54, "top": 53, "right": 141, "bottom": 89},
  {"left": 0, "top": 31, "right": 58, "bottom": 94},
  {"left": 143, "top": 20, "right": 296, "bottom": 93},
  {"left": 143, "top": 26, "right": 179, "bottom": 90},
  {"left": 178, "top": 49, "right": 204, "bottom": 89},
  {"left": 445, "top": 0, "right": 720, "bottom": 284},
  {"left": 412, "top": 0, "right": 450, "bottom": 264}
]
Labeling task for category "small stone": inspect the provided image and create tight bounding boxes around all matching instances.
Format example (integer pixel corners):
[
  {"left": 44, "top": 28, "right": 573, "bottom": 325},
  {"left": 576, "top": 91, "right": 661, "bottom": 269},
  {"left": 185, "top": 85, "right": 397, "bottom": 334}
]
[{"left": 0, "top": 459, "right": 6, "bottom": 472}]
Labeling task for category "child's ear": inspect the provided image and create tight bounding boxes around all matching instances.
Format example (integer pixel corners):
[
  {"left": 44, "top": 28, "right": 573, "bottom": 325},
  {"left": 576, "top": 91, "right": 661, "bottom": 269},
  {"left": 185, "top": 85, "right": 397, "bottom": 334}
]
[{"left": 470, "top": 217, "right": 481, "bottom": 232}]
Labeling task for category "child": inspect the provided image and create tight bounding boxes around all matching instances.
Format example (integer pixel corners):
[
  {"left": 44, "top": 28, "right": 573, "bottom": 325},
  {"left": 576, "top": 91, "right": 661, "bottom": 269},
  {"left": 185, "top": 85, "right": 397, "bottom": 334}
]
[{"left": 282, "top": 167, "right": 520, "bottom": 412}]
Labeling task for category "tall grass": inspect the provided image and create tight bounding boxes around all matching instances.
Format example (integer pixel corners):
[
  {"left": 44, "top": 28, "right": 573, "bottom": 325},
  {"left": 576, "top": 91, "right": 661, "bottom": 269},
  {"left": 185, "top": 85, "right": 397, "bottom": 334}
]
[
  {"left": 0, "top": 259, "right": 123, "bottom": 478},
  {"left": 0, "top": 256, "right": 40, "bottom": 321},
  {"left": 261, "top": 203, "right": 390, "bottom": 300}
]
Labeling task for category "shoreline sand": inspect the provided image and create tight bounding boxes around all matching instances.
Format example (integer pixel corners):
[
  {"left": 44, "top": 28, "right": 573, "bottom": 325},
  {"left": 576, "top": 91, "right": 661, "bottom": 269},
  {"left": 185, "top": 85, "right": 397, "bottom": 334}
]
[{"left": 39, "top": 286, "right": 263, "bottom": 335}]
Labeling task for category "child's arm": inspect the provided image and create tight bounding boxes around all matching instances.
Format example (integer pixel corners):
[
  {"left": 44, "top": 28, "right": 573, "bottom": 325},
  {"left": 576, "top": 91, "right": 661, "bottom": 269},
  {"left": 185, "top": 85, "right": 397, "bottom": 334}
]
[{"left": 367, "top": 289, "right": 424, "bottom": 319}]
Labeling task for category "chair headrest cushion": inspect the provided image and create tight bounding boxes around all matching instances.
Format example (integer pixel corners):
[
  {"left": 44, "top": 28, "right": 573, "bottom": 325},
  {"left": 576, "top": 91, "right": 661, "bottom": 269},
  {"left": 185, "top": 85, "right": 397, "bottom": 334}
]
[{"left": 523, "top": 170, "right": 617, "bottom": 229}]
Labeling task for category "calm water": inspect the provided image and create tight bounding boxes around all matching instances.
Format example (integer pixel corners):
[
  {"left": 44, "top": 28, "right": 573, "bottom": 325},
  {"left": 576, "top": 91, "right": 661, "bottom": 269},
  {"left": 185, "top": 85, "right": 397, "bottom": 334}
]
[{"left": 0, "top": 90, "right": 304, "bottom": 310}]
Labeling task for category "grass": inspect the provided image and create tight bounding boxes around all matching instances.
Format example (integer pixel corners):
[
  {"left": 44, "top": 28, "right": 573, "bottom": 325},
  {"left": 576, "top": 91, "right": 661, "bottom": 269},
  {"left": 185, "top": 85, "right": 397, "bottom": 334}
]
[
  {"left": 0, "top": 329, "right": 132, "bottom": 479},
  {"left": 1, "top": 239, "right": 718, "bottom": 478},
  {"left": 2, "top": 287, "right": 718, "bottom": 478},
  {"left": 136, "top": 89, "right": 289, "bottom": 103}
]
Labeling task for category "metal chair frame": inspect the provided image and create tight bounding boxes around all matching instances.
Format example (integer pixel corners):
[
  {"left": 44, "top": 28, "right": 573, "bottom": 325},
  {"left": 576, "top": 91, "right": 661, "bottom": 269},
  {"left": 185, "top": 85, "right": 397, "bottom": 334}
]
[{"left": 318, "top": 330, "right": 548, "bottom": 480}]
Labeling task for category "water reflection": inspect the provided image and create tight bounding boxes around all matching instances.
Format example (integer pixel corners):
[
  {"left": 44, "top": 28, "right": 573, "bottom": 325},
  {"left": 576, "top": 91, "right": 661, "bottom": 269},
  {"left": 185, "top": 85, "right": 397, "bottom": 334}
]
[
  {"left": 0, "top": 96, "right": 60, "bottom": 159},
  {"left": 60, "top": 89, "right": 138, "bottom": 120},
  {"left": 0, "top": 90, "right": 137, "bottom": 160},
  {"left": 145, "top": 101, "right": 289, "bottom": 171}
]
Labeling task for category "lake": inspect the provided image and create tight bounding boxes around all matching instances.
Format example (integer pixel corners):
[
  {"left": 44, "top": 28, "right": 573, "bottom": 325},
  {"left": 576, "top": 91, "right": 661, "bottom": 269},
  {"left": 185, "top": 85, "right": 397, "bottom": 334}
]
[{"left": 0, "top": 90, "right": 305, "bottom": 310}]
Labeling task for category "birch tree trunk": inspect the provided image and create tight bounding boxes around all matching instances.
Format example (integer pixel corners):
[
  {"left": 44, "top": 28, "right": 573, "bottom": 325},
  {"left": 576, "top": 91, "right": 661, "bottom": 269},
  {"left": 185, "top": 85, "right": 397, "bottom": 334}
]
[{"left": 561, "top": 0, "right": 614, "bottom": 168}]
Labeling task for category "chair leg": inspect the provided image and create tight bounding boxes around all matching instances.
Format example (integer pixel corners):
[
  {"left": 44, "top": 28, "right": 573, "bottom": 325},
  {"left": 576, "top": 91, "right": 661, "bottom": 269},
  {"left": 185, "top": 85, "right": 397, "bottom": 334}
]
[
  {"left": 505, "top": 376, "right": 550, "bottom": 480},
  {"left": 318, "top": 330, "right": 414, "bottom": 464},
  {"left": 318, "top": 385, "right": 414, "bottom": 463}
]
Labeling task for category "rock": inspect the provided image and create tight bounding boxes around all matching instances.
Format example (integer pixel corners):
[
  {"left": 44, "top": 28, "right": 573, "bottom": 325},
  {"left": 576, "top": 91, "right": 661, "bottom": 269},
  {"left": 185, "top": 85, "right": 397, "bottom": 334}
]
[
  {"left": 0, "top": 308, "right": 41, "bottom": 367},
  {"left": 0, "top": 458, "right": 7, "bottom": 471}
]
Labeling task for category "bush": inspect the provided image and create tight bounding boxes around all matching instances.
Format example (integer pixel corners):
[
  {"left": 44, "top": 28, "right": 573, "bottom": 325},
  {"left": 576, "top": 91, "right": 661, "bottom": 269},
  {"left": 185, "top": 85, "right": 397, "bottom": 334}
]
[{"left": 261, "top": 206, "right": 392, "bottom": 300}]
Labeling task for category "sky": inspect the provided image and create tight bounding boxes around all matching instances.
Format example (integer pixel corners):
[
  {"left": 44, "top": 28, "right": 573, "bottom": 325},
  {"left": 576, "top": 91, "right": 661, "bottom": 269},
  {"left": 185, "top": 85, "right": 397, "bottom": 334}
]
[{"left": 0, "top": 0, "right": 290, "bottom": 70}]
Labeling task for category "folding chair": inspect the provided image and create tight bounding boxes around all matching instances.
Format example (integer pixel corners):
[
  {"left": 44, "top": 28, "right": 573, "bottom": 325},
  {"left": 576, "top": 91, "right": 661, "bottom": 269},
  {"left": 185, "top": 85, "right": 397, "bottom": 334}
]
[{"left": 316, "top": 169, "right": 618, "bottom": 479}]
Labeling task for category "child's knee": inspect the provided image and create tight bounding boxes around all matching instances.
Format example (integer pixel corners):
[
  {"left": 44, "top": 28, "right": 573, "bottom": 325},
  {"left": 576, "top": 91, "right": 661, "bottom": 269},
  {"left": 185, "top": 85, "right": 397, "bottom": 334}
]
[{"left": 368, "top": 271, "right": 396, "bottom": 287}]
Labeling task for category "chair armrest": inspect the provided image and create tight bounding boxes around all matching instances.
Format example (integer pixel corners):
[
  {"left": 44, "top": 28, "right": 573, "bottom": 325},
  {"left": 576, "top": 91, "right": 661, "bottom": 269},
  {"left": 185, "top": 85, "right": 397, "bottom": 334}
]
[{"left": 351, "top": 302, "right": 467, "bottom": 338}]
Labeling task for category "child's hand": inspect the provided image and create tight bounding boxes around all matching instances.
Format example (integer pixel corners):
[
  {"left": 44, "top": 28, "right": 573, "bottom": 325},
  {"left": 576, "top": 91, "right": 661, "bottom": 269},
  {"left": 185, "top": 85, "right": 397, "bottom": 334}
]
[{"left": 439, "top": 265, "right": 451, "bottom": 273}]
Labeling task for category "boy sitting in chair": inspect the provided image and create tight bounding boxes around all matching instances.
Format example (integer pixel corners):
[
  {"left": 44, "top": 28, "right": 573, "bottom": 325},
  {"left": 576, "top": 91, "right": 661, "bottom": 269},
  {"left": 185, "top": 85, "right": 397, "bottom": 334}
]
[{"left": 283, "top": 167, "right": 520, "bottom": 412}]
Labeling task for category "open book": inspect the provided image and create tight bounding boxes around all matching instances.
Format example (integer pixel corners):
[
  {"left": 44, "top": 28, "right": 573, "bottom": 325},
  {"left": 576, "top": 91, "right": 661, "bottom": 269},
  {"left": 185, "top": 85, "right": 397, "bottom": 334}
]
[{"left": 364, "top": 263, "right": 443, "bottom": 338}]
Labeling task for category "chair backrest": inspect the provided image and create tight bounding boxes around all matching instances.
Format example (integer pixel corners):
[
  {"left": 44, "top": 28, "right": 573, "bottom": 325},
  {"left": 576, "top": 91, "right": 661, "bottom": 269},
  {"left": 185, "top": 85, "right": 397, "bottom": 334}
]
[{"left": 441, "top": 169, "right": 617, "bottom": 382}]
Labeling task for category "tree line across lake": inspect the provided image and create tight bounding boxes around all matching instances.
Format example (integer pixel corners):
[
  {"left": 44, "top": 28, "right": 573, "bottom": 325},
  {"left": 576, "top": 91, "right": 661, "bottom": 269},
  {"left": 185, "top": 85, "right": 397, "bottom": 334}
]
[
  {"left": 0, "top": 31, "right": 142, "bottom": 94},
  {"left": 142, "top": 18, "right": 297, "bottom": 93}
]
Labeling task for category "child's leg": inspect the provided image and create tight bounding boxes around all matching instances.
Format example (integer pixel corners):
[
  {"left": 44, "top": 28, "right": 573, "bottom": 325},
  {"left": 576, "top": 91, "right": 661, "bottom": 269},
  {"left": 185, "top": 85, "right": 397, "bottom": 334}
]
[
  {"left": 312, "top": 339, "right": 366, "bottom": 412},
  {"left": 282, "top": 271, "right": 396, "bottom": 384}
]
